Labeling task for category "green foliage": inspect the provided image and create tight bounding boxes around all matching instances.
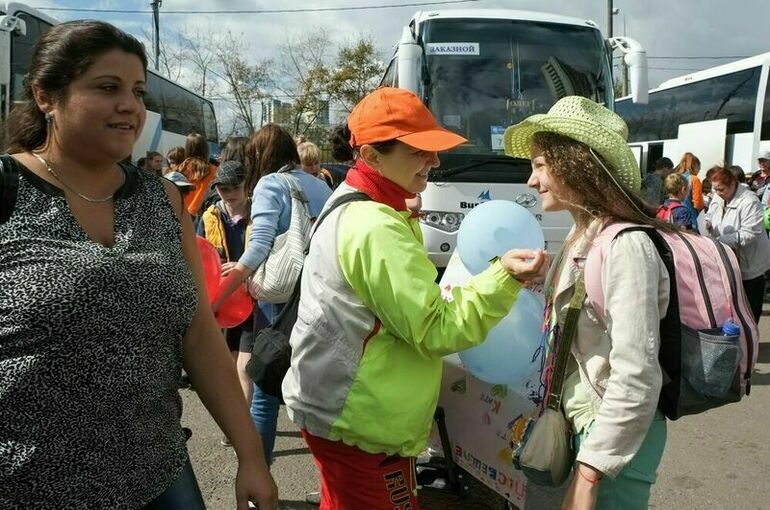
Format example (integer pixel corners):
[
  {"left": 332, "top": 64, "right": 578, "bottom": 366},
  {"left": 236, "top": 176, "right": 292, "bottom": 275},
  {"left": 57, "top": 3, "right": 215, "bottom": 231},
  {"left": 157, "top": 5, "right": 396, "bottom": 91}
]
[
  {"left": 217, "top": 31, "right": 272, "bottom": 134},
  {"left": 277, "top": 31, "right": 385, "bottom": 136},
  {"left": 327, "top": 37, "right": 385, "bottom": 113}
]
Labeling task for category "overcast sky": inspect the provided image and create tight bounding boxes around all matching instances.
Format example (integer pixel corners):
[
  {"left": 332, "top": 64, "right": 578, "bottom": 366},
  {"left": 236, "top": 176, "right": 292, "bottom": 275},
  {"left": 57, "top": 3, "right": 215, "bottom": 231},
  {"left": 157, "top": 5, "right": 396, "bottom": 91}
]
[{"left": 24, "top": 0, "right": 770, "bottom": 129}]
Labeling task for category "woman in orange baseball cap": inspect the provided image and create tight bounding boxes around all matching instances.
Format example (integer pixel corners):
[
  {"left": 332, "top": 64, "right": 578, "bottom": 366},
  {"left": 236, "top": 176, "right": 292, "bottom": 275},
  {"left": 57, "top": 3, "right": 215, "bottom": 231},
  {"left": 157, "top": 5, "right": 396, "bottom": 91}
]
[{"left": 282, "top": 87, "right": 549, "bottom": 510}]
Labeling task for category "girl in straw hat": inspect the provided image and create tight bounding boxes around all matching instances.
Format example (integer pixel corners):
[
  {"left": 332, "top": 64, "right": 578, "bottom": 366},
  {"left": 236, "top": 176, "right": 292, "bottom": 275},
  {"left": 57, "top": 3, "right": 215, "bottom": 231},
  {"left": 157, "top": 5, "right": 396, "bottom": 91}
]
[{"left": 504, "top": 96, "right": 674, "bottom": 510}]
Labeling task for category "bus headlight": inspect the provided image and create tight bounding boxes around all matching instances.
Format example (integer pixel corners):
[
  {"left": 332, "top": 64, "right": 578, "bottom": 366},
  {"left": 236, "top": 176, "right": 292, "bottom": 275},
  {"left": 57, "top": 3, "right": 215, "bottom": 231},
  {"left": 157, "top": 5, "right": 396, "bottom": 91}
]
[{"left": 420, "top": 210, "right": 465, "bottom": 233}]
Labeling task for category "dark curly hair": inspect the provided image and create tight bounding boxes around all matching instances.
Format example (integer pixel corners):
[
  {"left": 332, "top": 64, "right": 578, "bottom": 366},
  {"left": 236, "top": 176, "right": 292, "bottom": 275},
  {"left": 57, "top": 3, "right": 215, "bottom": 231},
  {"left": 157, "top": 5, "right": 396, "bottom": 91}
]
[
  {"left": 330, "top": 123, "right": 399, "bottom": 164},
  {"left": 330, "top": 124, "right": 354, "bottom": 163}
]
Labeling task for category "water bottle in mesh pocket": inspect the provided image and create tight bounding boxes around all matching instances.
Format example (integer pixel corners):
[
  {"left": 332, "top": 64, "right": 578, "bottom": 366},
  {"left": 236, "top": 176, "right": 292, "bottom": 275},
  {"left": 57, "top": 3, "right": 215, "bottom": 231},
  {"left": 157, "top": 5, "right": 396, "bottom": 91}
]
[{"left": 680, "top": 325, "right": 741, "bottom": 398}]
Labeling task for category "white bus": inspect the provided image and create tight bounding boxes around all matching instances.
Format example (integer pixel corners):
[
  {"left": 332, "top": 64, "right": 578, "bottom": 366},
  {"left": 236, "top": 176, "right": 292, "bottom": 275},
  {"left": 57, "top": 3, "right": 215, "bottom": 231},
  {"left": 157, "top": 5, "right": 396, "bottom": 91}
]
[
  {"left": 0, "top": 2, "right": 219, "bottom": 160},
  {"left": 615, "top": 53, "right": 770, "bottom": 177},
  {"left": 382, "top": 9, "right": 649, "bottom": 267}
]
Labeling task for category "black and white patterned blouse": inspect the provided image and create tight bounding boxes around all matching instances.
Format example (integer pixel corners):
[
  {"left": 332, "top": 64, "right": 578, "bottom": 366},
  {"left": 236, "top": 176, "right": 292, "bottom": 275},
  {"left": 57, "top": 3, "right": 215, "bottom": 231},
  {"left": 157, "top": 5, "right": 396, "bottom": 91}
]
[{"left": 0, "top": 159, "right": 198, "bottom": 508}]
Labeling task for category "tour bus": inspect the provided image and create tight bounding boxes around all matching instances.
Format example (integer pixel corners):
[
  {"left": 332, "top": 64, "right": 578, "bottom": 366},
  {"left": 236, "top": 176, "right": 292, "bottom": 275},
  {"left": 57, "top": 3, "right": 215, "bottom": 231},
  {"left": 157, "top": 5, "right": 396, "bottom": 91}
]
[
  {"left": 616, "top": 53, "right": 770, "bottom": 177},
  {"left": 0, "top": 3, "right": 219, "bottom": 161},
  {"left": 382, "top": 9, "right": 649, "bottom": 267}
]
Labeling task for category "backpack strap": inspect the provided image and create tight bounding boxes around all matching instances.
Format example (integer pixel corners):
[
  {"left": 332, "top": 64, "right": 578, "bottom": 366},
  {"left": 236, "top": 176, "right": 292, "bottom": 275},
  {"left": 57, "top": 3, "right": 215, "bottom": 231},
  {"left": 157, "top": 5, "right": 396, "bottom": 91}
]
[
  {"left": 279, "top": 169, "right": 309, "bottom": 206},
  {"left": 584, "top": 222, "right": 647, "bottom": 324},
  {"left": 585, "top": 223, "right": 680, "bottom": 338},
  {"left": 271, "top": 191, "right": 371, "bottom": 332},
  {"left": 0, "top": 155, "right": 20, "bottom": 224},
  {"left": 656, "top": 202, "right": 682, "bottom": 223}
]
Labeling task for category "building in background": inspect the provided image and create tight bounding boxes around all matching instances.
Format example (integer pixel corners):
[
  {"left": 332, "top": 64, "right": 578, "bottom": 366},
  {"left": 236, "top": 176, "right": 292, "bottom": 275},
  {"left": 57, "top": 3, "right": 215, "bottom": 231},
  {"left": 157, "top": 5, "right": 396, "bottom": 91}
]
[{"left": 261, "top": 99, "right": 292, "bottom": 125}]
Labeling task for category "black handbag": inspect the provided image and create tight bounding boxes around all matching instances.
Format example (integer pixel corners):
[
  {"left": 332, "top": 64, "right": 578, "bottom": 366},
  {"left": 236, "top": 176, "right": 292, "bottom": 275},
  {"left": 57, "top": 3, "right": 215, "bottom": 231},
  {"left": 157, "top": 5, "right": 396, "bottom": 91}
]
[
  {"left": 0, "top": 155, "right": 21, "bottom": 224},
  {"left": 246, "top": 191, "right": 371, "bottom": 398}
]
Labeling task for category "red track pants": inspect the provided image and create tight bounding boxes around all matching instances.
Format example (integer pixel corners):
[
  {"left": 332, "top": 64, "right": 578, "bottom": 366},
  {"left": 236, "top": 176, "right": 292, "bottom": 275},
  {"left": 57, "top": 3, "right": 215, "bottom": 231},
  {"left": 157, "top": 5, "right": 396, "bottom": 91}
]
[{"left": 301, "top": 430, "right": 421, "bottom": 510}]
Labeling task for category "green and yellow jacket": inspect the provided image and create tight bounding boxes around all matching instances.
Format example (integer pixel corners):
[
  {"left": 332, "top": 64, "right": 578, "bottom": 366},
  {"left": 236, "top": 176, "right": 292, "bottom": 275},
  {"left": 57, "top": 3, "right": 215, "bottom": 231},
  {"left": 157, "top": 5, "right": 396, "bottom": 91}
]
[{"left": 282, "top": 176, "right": 522, "bottom": 457}]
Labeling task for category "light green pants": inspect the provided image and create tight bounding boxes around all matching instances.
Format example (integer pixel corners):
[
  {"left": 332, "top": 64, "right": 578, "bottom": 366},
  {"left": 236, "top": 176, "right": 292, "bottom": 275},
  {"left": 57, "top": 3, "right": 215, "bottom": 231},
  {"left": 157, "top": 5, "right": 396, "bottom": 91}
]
[{"left": 575, "top": 412, "right": 667, "bottom": 510}]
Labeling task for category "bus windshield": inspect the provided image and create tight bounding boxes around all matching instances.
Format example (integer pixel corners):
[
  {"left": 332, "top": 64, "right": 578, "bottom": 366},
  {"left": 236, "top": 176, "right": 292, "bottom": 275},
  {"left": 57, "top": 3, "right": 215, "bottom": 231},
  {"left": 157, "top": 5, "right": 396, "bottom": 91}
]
[{"left": 421, "top": 18, "right": 612, "bottom": 182}]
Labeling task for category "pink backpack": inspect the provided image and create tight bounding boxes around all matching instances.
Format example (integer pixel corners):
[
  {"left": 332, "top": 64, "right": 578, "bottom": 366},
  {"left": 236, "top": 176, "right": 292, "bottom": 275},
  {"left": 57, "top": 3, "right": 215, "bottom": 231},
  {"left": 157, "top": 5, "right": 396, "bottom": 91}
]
[{"left": 584, "top": 222, "right": 759, "bottom": 420}]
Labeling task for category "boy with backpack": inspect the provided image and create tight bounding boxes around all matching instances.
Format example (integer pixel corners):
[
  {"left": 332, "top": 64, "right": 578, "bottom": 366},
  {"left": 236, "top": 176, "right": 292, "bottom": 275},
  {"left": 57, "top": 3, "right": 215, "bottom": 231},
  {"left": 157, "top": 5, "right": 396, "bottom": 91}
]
[
  {"left": 196, "top": 160, "right": 255, "bottom": 445},
  {"left": 656, "top": 173, "right": 695, "bottom": 230}
]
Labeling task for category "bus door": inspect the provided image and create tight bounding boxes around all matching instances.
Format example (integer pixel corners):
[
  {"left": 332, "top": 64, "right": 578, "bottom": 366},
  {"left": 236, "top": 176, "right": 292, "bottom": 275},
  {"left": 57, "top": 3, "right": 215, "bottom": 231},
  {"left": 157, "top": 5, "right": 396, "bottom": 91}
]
[
  {"left": 645, "top": 142, "right": 664, "bottom": 174},
  {"left": 665, "top": 119, "right": 727, "bottom": 177}
]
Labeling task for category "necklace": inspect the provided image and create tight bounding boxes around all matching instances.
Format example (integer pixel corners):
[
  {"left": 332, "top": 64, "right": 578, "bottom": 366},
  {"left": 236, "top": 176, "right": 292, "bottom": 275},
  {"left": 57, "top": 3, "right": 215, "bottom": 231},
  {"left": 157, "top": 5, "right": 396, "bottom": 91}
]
[{"left": 32, "top": 152, "right": 122, "bottom": 203}]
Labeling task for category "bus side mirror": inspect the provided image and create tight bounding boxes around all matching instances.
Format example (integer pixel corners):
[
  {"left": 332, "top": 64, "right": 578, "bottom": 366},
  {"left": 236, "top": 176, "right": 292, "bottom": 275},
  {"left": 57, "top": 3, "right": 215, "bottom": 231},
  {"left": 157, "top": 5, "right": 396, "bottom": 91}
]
[
  {"left": 397, "top": 26, "right": 422, "bottom": 95},
  {"left": 609, "top": 36, "right": 649, "bottom": 104},
  {"left": 0, "top": 15, "right": 27, "bottom": 36}
]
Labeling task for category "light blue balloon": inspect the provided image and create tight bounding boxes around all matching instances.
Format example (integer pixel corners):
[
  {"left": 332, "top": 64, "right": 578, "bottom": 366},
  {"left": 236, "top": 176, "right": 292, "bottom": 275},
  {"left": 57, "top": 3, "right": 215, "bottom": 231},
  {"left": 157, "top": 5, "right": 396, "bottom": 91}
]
[
  {"left": 457, "top": 200, "right": 545, "bottom": 275},
  {"left": 459, "top": 289, "right": 544, "bottom": 387}
]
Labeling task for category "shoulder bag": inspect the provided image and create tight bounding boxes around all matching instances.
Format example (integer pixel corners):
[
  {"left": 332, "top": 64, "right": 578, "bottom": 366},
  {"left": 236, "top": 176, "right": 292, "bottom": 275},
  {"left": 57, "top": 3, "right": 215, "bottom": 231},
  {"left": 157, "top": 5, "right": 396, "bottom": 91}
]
[
  {"left": 0, "top": 155, "right": 20, "bottom": 224},
  {"left": 246, "top": 191, "right": 371, "bottom": 398},
  {"left": 248, "top": 168, "right": 311, "bottom": 304},
  {"left": 511, "top": 273, "right": 586, "bottom": 487}
]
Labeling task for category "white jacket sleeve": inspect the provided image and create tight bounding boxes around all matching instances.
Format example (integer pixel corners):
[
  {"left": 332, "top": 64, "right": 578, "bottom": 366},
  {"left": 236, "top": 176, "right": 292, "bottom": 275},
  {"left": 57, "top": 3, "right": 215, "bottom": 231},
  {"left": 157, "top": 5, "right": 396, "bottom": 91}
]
[
  {"left": 576, "top": 232, "right": 669, "bottom": 478},
  {"left": 718, "top": 197, "right": 765, "bottom": 249}
]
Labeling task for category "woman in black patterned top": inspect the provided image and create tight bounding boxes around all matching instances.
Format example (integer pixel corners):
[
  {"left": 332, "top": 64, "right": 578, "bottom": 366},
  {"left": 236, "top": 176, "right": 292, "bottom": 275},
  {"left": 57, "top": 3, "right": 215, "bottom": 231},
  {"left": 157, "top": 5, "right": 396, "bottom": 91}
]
[{"left": 0, "top": 21, "right": 277, "bottom": 509}]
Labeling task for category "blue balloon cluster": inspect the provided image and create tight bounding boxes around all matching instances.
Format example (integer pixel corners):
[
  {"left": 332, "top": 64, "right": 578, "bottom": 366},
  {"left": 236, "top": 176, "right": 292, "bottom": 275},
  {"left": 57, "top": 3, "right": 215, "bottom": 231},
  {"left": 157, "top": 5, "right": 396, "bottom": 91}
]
[
  {"left": 457, "top": 200, "right": 545, "bottom": 275},
  {"left": 454, "top": 199, "right": 546, "bottom": 387},
  {"left": 459, "top": 289, "right": 545, "bottom": 386}
]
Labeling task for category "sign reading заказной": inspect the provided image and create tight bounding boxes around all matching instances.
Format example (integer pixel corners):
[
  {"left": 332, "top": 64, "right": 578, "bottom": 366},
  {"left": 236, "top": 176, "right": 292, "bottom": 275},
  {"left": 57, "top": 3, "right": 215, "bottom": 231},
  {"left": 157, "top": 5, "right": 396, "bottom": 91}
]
[{"left": 427, "top": 42, "right": 480, "bottom": 56}]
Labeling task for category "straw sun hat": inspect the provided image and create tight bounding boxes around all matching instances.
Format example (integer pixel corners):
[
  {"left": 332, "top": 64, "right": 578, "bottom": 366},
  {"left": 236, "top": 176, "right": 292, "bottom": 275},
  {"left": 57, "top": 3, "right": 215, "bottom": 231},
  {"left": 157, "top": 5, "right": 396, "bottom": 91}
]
[{"left": 503, "top": 96, "right": 641, "bottom": 192}]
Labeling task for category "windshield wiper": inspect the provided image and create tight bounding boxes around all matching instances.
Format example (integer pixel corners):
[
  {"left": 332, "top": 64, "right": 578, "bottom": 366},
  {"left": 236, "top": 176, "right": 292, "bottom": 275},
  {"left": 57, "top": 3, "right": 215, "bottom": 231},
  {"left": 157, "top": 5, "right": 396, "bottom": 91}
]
[{"left": 431, "top": 156, "right": 527, "bottom": 180}]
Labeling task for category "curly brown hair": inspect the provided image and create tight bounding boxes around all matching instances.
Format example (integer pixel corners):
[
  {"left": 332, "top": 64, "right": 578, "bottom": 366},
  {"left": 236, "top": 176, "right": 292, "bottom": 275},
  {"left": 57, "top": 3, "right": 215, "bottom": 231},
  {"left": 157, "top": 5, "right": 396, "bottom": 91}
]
[
  {"left": 531, "top": 132, "right": 677, "bottom": 237},
  {"left": 166, "top": 146, "right": 185, "bottom": 166}
]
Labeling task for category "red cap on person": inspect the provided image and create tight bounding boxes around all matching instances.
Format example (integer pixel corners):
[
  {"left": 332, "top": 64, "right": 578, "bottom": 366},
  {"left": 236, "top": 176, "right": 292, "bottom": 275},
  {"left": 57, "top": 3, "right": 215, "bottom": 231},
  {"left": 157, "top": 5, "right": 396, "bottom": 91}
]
[{"left": 348, "top": 87, "right": 467, "bottom": 152}]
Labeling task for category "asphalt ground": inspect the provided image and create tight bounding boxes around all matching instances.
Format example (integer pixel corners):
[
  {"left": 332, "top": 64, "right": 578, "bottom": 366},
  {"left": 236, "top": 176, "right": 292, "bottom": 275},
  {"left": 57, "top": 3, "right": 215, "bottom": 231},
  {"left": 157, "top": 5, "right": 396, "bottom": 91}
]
[{"left": 182, "top": 304, "right": 770, "bottom": 509}]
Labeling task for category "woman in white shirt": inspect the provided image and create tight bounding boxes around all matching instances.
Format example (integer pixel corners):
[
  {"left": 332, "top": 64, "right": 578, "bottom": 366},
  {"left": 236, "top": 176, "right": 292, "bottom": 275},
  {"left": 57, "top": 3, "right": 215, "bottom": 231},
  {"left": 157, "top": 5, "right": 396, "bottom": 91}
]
[
  {"left": 706, "top": 166, "right": 770, "bottom": 322},
  {"left": 504, "top": 96, "right": 672, "bottom": 510}
]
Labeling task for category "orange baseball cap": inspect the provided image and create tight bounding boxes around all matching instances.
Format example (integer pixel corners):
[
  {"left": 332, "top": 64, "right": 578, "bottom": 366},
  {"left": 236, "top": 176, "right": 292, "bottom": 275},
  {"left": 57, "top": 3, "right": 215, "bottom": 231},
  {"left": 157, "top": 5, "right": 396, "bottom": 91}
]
[{"left": 348, "top": 87, "right": 467, "bottom": 151}]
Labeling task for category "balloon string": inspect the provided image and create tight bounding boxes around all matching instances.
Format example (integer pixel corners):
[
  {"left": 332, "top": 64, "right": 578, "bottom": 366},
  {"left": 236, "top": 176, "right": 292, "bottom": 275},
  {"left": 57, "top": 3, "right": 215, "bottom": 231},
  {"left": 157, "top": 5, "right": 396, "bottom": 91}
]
[{"left": 534, "top": 300, "right": 557, "bottom": 412}]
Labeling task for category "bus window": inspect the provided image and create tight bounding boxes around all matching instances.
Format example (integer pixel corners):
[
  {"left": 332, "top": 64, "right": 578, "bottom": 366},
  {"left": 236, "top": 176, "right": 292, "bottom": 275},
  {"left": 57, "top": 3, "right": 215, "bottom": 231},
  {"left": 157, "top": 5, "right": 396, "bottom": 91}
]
[
  {"left": 10, "top": 12, "right": 52, "bottom": 102},
  {"left": 144, "top": 73, "right": 164, "bottom": 117},
  {"left": 161, "top": 79, "right": 205, "bottom": 136},
  {"left": 422, "top": 18, "right": 611, "bottom": 158},
  {"left": 381, "top": 55, "right": 398, "bottom": 87},
  {"left": 618, "top": 67, "right": 761, "bottom": 143},
  {"left": 762, "top": 74, "right": 770, "bottom": 141},
  {"left": 203, "top": 101, "right": 218, "bottom": 144},
  {"left": 646, "top": 143, "right": 664, "bottom": 174}
]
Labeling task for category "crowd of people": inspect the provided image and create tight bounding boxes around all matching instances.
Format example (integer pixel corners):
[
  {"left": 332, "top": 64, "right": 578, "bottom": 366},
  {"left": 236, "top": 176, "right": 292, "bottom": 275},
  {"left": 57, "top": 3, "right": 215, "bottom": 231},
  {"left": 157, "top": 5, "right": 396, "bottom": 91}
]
[{"left": 0, "top": 18, "right": 765, "bottom": 510}]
